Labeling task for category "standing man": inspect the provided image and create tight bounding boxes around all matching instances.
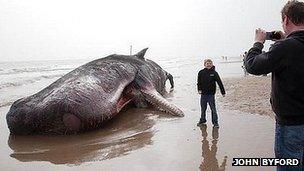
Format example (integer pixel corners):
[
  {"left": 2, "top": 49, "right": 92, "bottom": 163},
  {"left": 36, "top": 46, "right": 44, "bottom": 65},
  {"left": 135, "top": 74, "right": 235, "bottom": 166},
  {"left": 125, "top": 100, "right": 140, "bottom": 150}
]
[
  {"left": 241, "top": 51, "right": 249, "bottom": 76},
  {"left": 197, "top": 59, "right": 225, "bottom": 127},
  {"left": 245, "top": 1, "right": 304, "bottom": 170}
]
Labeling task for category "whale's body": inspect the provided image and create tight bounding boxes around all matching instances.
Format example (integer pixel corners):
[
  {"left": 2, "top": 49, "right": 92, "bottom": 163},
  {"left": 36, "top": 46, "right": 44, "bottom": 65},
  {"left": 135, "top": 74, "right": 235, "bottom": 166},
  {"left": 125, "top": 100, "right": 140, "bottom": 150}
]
[{"left": 6, "top": 48, "right": 184, "bottom": 135}]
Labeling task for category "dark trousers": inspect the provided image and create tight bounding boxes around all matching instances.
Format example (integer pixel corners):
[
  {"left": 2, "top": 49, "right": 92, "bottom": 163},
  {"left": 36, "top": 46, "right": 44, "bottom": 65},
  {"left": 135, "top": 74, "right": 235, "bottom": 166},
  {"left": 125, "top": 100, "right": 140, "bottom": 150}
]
[{"left": 200, "top": 94, "right": 218, "bottom": 125}]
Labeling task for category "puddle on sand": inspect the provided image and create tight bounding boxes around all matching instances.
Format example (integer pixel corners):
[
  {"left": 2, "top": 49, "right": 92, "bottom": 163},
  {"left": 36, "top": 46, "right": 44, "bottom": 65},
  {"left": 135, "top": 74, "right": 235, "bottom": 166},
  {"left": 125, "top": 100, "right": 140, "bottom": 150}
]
[
  {"left": 194, "top": 110, "right": 276, "bottom": 171},
  {"left": 198, "top": 124, "right": 228, "bottom": 170}
]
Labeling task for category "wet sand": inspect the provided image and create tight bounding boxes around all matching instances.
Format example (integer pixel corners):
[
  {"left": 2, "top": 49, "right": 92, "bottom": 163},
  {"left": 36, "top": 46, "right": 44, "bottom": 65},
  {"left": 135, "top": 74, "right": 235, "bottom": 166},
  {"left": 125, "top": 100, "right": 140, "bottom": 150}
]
[{"left": 0, "top": 61, "right": 276, "bottom": 171}]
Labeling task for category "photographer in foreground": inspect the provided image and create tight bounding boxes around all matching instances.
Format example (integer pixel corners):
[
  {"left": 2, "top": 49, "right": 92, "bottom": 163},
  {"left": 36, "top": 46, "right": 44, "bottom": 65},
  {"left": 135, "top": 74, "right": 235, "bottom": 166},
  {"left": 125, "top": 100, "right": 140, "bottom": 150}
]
[{"left": 244, "top": 1, "right": 304, "bottom": 170}]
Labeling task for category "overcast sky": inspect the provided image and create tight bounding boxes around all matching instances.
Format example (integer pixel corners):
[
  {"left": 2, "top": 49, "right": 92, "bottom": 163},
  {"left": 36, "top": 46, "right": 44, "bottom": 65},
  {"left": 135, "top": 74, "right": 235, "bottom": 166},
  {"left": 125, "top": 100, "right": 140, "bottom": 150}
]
[{"left": 0, "top": 0, "right": 286, "bottom": 62}]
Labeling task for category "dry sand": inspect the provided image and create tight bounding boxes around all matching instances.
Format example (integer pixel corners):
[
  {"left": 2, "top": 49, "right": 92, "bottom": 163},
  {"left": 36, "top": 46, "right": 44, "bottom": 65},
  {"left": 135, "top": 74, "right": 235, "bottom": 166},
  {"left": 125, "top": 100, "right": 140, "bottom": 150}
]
[{"left": 218, "top": 75, "right": 274, "bottom": 118}]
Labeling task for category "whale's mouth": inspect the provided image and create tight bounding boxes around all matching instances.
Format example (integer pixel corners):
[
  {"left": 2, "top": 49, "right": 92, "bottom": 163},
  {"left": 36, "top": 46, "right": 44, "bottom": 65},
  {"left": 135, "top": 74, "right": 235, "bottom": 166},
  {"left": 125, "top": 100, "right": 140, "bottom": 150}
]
[
  {"left": 115, "top": 80, "right": 184, "bottom": 117},
  {"left": 141, "top": 89, "right": 184, "bottom": 117}
]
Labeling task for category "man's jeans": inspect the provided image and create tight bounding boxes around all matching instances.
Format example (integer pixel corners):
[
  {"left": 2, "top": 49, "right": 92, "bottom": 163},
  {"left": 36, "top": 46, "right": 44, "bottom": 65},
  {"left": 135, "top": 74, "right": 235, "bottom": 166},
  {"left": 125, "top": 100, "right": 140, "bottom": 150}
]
[
  {"left": 200, "top": 94, "right": 218, "bottom": 125},
  {"left": 275, "top": 123, "right": 304, "bottom": 171}
]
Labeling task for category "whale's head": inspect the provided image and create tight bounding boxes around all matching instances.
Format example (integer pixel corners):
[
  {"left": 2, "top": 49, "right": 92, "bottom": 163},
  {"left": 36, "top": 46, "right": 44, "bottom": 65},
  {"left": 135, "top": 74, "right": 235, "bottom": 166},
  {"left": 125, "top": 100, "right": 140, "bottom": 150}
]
[{"left": 6, "top": 99, "right": 37, "bottom": 135}]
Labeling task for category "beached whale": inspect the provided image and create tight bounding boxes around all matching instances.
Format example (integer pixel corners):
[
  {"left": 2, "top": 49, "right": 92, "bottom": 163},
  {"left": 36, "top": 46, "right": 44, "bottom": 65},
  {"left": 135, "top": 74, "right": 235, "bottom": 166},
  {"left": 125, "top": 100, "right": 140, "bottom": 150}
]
[{"left": 6, "top": 48, "right": 184, "bottom": 135}]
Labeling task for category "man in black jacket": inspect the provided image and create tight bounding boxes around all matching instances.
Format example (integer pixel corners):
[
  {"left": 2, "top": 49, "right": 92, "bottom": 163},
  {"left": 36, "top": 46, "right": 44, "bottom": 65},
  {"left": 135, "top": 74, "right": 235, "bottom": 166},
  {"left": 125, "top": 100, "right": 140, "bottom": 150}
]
[
  {"left": 245, "top": 1, "right": 304, "bottom": 170},
  {"left": 197, "top": 59, "right": 225, "bottom": 127}
]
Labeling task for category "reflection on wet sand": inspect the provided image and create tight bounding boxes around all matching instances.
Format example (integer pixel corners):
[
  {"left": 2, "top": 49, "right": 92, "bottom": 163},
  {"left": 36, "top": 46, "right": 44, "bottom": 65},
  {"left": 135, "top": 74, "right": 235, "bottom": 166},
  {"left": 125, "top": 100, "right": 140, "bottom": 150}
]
[
  {"left": 8, "top": 108, "right": 157, "bottom": 165},
  {"left": 199, "top": 125, "right": 227, "bottom": 171}
]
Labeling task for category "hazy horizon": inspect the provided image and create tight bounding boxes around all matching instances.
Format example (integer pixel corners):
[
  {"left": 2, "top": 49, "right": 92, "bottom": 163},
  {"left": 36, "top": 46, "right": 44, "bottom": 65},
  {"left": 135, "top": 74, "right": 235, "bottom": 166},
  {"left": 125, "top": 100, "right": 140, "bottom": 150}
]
[{"left": 0, "top": 0, "right": 286, "bottom": 62}]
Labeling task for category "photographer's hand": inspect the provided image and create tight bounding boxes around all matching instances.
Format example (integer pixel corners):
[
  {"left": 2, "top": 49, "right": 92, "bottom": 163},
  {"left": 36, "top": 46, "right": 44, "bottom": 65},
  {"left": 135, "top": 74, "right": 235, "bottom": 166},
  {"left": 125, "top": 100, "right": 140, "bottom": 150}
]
[{"left": 255, "top": 28, "right": 267, "bottom": 44}]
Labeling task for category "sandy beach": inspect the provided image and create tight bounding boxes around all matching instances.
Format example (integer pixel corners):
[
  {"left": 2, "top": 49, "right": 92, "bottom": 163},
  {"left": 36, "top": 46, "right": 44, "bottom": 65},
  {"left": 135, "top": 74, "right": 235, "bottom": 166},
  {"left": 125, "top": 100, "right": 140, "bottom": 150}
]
[
  {"left": 0, "top": 59, "right": 276, "bottom": 171},
  {"left": 219, "top": 76, "right": 273, "bottom": 118}
]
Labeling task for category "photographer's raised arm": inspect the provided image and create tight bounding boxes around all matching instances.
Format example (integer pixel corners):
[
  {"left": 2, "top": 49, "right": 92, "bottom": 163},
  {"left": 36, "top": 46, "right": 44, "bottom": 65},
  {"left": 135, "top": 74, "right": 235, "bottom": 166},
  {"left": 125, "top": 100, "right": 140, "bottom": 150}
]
[{"left": 244, "top": 41, "right": 287, "bottom": 75}]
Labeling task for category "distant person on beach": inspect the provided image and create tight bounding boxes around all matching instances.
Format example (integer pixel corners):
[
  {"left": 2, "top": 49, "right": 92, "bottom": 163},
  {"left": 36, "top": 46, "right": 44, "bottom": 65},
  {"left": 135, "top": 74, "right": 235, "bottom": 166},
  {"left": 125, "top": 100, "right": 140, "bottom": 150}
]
[
  {"left": 245, "top": 1, "right": 304, "bottom": 170},
  {"left": 241, "top": 51, "right": 248, "bottom": 76},
  {"left": 197, "top": 59, "right": 225, "bottom": 127}
]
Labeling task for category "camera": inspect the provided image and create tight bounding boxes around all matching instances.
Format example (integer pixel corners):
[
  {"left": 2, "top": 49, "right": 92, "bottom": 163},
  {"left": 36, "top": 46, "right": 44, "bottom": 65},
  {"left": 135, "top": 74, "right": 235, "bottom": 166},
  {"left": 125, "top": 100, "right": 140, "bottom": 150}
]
[{"left": 265, "top": 31, "right": 282, "bottom": 40}]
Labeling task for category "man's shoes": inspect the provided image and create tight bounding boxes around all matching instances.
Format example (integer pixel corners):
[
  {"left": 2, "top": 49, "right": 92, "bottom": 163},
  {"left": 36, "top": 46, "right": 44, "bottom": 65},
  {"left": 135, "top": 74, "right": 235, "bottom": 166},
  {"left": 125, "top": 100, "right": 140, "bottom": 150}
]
[
  {"left": 213, "top": 124, "right": 219, "bottom": 128},
  {"left": 197, "top": 121, "right": 206, "bottom": 126}
]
